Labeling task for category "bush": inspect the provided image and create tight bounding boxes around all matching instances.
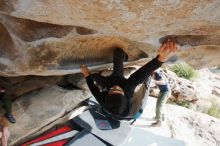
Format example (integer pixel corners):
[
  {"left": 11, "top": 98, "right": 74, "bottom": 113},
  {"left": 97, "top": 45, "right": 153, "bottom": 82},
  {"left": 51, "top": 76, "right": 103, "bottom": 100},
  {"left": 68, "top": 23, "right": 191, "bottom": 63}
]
[
  {"left": 207, "top": 99, "right": 220, "bottom": 118},
  {"left": 171, "top": 62, "right": 198, "bottom": 80}
]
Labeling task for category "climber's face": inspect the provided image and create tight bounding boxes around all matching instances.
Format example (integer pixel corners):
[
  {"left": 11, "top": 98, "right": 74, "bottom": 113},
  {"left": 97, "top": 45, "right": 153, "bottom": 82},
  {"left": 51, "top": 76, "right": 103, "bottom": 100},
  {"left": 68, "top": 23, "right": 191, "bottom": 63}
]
[{"left": 108, "top": 85, "right": 124, "bottom": 96}]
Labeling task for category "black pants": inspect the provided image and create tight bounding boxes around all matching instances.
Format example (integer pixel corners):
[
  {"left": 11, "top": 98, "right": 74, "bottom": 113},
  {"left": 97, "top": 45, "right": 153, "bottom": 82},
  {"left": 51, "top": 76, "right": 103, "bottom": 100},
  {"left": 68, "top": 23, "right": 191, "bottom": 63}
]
[
  {"left": 92, "top": 48, "right": 128, "bottom": 89},
  {"left": 0, "top": 97, "right": 12, "bottom": 115}
]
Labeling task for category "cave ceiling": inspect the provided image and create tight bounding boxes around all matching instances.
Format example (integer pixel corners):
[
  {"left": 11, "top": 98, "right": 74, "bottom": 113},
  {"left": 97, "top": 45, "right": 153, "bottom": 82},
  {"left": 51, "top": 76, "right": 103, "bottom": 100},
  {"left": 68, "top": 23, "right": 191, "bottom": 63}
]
[{"left": 0, "top": 0, "right": 220, "bottom": 76}]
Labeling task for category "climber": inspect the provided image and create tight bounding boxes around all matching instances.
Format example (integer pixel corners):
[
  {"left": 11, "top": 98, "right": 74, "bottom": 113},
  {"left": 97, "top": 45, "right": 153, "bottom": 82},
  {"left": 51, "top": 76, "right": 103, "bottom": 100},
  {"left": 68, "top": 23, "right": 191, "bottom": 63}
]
[
  {"left": 0, "top": 116, "right": 10, "bottom": 146},
  {"left": 0, "top": 87, "right": 16, "bottom": 123},
  {"left": 80, "top": 39, "right": 177, "bottom": 119},
  {"left": 151, "top": 69, "right": 171, "bottom": 127}
]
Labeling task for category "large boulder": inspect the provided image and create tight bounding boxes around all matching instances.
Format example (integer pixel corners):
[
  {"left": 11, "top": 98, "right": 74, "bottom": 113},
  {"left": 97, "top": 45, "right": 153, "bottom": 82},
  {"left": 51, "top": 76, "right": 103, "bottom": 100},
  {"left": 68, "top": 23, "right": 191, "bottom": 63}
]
[
  {"left": 0, "top": 1, "right": 220, "bottom": 76},
  {"left": 0, "top": 1, "right": 219, "bottom": 145},
  {"left": 0, "top": 76, "right": 62, "bottom": 100},
  {"left": 7, "top": 86, "right": 90, "bottom": 145}
]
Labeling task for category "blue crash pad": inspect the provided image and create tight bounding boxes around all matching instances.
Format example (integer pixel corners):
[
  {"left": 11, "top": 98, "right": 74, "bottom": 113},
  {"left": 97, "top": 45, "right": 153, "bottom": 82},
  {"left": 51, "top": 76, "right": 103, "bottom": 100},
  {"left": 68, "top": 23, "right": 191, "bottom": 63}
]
[
  {"left": 65, "top": 130, "right": 107, "bottom": 146},
  {"left": 72, "top": 108, "right": 132, "bottom": 146}
]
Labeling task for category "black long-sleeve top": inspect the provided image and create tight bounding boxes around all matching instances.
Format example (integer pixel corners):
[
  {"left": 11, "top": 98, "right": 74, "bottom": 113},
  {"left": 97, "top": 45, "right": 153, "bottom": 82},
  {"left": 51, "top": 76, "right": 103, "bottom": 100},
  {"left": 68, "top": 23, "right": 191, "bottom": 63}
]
[{"left": 86, "top": 57, "right": 163, "bottom": 116}]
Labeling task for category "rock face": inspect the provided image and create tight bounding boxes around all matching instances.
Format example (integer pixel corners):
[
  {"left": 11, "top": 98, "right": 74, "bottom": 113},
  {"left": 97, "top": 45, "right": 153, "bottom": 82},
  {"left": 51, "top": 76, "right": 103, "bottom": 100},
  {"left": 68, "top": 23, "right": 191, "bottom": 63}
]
[
  {"left": 0, "top": 0, "right": 220, "bottom": 76},
  {"left": 164, "top": 69, "right": 197, "bottom": 102},
  {"left": 166, "top": 103, "right": 220, "bottom": 146},
  {"left": 0, "top": 1, "right": 220, "bottom": 145},
  {"left": 193, "top": 68, "right": 220, "bottom": 115},
  {"left": 6, "top": 86, "right": 90, "bottom": 145}
]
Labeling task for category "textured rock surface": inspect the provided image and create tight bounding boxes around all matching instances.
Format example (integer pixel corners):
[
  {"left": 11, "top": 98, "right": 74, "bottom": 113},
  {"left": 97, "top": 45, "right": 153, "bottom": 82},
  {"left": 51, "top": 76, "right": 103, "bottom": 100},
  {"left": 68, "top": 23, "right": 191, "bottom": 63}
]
[
  {"left": 0, "top": 1, "right": 219, "bottom": 145},
  {"left": 164, "top": 69, "right": 197, "bottom": 102},
  {"left": 166, "top": 103, "right": 220, "bottom": 146},
  {"left": 0, "top": 0, "right": 220, "bottom": 76},
  {"left": 0, "top": 66, "right": 137, "bottom": 100},
  {"left": 0, "top": 76, "right": 62, "bottom": 100},
  {"left": 7, "top": 86, "right": 90, "bottom": 145}
]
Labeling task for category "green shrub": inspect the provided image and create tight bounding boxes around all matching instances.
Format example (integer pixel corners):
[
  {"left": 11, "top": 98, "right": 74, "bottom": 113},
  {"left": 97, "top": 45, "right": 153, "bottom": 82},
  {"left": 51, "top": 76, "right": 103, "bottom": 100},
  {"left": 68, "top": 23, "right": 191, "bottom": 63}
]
[
  {"left": 207, "top": 99, "right": 220, "bottom": 118},
  {"left": 171, "top": 62, "right": 198, "bottom": 80}
]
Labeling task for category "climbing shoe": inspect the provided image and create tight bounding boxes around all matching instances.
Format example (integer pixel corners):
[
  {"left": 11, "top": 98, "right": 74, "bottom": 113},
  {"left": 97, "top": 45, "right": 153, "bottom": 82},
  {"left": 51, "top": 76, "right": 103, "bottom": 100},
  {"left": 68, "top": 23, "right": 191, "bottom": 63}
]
[
  {"left": 5, "top": 114, "right": 16, "bottom": 124},
  {"left": 151, "top": 121, "right": 161, "bottom": 127}
]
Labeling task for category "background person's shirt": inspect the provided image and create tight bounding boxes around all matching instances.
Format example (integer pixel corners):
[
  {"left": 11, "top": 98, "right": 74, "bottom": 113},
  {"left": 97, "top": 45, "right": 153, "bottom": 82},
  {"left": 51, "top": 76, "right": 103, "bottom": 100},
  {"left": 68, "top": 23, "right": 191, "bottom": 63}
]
[{"left": 154, "top": 71, "right": 170, "bottom": 92}]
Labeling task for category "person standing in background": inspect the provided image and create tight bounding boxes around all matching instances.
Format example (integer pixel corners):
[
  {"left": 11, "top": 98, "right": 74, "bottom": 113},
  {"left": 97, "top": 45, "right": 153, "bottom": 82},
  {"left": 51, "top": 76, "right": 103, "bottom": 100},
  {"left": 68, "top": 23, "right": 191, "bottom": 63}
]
[{"left": 151, "top": 70, "right": 171, "bottom": 127}]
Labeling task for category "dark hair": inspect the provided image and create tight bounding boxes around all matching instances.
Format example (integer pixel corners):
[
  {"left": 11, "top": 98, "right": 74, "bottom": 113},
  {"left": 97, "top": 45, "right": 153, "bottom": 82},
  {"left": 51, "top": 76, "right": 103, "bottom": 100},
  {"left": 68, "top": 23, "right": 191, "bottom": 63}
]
[
  {"left": 153, "top": 71, "right": 162, "bottom": 80},
  {"left": 0, "top": 86, "right": 5, "bottom": 90},
  {"left": 104, "top": 94, "right": 128, "bottom": 116}
]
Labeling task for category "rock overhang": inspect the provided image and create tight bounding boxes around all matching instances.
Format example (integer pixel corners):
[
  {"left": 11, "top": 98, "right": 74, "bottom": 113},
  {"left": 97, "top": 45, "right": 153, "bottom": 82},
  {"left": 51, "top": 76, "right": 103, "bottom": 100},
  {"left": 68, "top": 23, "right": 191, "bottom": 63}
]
[{"left": 0, "top": 0, "right": 220, "bottom": 76}]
